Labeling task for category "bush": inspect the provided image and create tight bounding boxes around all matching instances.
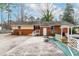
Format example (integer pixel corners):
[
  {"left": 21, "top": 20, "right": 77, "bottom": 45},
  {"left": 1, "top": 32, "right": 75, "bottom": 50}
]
[
  {"left": 50, "top": 32, "right": 55, "bottom": 37},
  {"left": 72, "top": 28, "right": 76, "bottom": 34}
]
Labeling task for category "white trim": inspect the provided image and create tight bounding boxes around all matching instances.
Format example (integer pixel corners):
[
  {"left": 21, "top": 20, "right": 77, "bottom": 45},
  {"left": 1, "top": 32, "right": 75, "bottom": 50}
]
[
  {"left": 40, "top": 26, "right": 50, "bottom": 27},
  {"left": 71, "top": 25, "right": 79, "bottom": 28},
  {"left": 61, "top": 25, "right": 69, "bottom": 28},
  {"left": 67, "top": 46, "right": 74, "bottom": 56},
  {"left": 71, "top": 27, "right": 72, "bottom": 35}
]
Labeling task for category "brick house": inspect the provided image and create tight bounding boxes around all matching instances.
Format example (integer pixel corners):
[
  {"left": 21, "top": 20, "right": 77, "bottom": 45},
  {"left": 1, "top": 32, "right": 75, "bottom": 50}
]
[
  {"left": 11, "top": 21, "right": 61, "bottom": 36},
  {"left": 11, "top": 21, "right": 74, "bottom": 36}
]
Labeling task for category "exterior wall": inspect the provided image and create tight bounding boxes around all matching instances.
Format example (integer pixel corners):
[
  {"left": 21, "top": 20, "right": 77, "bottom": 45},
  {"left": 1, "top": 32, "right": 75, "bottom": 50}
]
[
  {"left": 40, "top": 27, "right": 43, "bottom": 36},
  {"left": 12, "top": 25, "right": 33, "bottom": 30},
  {"left": 54, "top": 25, "right": 61, "bottom": 34},
  {"left": 11, "top": 25, "right": 33, "bottom": 35},
  {"left": 40, "top": 27, "right": 51, "bottom": 36},
  {"left": 11, "top": 25, "right": 61, "bottom": 36},
  {"left": 20, "top": 26, "right": 33, "bottom": 29},
  {"left": 12, "top": 26, "right": 18, "bottom": 29},
  {"left": 12, "top": 29, "right": 33, "bottom": 35},
  {"left": 39, "top": 26, "right": 61, "bottom": 36},
  {"left": 62, "top": 28, "right": 68, "bottom": 33},
  {"left": 47, "top": 27, "right": 51, "bottom": 35}
]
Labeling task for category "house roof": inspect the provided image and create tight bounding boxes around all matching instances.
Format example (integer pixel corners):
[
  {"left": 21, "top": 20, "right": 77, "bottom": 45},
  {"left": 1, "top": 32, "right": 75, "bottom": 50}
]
[
  {"left": 11, "top": 21, "right": 75, "bottom": 27},
  {"left": 34, "top": 21, "right": 61, "bottom": 26},
  {"left": 61, "top": 20, "right": 75, "bottom": 26}
]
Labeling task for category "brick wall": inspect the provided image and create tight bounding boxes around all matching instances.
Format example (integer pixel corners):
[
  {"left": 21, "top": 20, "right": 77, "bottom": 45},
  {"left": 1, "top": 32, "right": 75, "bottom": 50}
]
[
  {"left": 12, "top": 25, "right": 61, "bottom": 36},
  {"left": 62, "top": 28, "right": 68, "bottom": 33},
  {"left": 54, "top": 26, "right": 61, "bottom": 34},
  {"left": 12, "top": 29, "right": 33, "bottom": 35}
]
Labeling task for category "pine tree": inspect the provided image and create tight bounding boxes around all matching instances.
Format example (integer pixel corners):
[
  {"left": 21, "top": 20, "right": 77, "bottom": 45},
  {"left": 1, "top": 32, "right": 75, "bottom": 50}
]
[{"left": 62, "top": 3, "right": 75, "bottom": 24}]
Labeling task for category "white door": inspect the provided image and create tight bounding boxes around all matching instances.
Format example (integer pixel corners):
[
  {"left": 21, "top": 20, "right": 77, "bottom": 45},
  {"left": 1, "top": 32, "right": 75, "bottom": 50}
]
[
  {"left": 0, "top": 26, "right": 2, "bottom": 30},
  {"left": 43, "top": 28, "right": 47, "bottom": 36}
]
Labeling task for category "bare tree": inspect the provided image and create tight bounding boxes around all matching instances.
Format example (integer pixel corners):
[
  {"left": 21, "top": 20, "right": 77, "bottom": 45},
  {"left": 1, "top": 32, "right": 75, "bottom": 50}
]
[{"left": 36, "top": 3, "right": 54, "bottom": 22}]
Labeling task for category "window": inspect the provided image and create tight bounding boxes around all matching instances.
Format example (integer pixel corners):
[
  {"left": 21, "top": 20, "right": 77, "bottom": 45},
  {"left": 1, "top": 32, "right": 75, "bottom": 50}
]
[
  {"left": 18, "top": 26, "right": 21, "bottom": 29},
  {"left": 33, "top": 25, "right": 40, "bottom": 30},
  {"left": 51, "top": 26, "right": 54, "bottom": 31}
]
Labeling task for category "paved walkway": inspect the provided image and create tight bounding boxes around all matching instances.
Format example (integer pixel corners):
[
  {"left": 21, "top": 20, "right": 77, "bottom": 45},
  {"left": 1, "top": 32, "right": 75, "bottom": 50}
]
[{"left": 49, "top": 38, "right": 79, "bottom": 56}]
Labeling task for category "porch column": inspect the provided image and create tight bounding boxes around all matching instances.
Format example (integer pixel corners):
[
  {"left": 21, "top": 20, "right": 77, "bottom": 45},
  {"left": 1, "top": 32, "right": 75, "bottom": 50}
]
[
  {"left": 67, "top": 26, "right": 69, "bottom": 42},
  {"left": 71, "top": 27, "right": 72, "bottom": 35},
  {"left": 61, "top": 26, "right": 62, "bottom": 40}
]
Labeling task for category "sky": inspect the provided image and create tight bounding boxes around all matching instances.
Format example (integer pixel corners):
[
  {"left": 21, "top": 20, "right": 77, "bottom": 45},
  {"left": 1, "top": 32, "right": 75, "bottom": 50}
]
[{"left": 0, "top": 3, "right": 79, "bottom": 22}]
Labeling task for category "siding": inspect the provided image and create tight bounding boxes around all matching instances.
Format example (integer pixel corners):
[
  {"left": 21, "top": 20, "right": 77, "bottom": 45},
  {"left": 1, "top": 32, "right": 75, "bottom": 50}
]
[{"left": 12, "top": 26, "right": 33, "bottom": 29}]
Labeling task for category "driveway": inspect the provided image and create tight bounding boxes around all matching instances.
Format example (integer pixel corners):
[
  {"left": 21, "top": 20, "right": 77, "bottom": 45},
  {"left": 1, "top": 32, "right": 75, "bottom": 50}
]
[{"left": 0, "top": 34, "right": 64, "bottom": 56}]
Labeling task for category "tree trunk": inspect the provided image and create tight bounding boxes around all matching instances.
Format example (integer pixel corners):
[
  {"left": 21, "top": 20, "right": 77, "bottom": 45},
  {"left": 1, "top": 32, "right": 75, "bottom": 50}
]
[{"left": 0, "top": 8, "right": 3, "bottom": 30}]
